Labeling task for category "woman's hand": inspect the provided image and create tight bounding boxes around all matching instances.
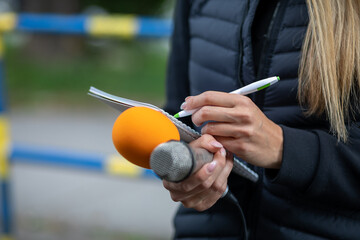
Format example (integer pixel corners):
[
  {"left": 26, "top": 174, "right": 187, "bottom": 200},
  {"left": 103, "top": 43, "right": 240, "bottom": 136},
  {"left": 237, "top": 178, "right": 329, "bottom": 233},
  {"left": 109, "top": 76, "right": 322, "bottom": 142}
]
[
  {"left": 162, "top": 134, "right": 233, "bottom": 212},
  {"left": 182, "top": 91, "right": 283, "bottom": 169}
]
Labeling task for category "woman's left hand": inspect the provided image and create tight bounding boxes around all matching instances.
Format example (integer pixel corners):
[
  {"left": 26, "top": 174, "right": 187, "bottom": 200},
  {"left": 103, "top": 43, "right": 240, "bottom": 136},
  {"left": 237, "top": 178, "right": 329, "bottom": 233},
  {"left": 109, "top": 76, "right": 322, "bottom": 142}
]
[{"left": 182, "top": 91, "right": 283, "bottom": 169}]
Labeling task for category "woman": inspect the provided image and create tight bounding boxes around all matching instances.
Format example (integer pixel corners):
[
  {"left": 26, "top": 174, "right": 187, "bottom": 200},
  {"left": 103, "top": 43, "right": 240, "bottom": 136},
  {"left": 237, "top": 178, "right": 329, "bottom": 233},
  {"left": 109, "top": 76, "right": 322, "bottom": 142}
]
[{"left": 163, "top": 0, "right": 360, "bottom": 239}]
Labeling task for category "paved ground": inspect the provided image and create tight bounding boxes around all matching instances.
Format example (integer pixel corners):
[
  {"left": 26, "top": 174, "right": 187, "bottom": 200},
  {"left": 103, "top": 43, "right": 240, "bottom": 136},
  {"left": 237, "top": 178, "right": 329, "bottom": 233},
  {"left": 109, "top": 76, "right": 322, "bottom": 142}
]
[{"left": 8, "top": 105, "right": 179, "bottom": 240}]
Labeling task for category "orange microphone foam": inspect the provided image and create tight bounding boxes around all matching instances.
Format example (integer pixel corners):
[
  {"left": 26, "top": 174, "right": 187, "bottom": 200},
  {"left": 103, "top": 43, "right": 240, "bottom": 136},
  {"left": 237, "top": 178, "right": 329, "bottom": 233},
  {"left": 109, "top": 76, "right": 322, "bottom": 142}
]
[{"left": 112, "top": 106, "right": 180, "bottom": 169}]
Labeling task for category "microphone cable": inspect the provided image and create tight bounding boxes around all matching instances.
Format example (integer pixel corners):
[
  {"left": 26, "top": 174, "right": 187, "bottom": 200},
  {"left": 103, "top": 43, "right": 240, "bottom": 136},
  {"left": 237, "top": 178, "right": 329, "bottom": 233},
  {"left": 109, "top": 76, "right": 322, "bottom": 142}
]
[
  {"left": 223, "top": 189, "right": 249, "bottom": 240},
  {"left": 150, "top": 141, "right": 249, "bottom": 239}
]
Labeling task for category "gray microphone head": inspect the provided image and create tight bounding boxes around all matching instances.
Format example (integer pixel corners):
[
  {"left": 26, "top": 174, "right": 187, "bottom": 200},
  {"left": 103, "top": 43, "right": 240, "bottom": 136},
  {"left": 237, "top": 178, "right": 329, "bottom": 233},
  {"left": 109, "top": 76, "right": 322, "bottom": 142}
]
[{"left": 150, "top": 141, "right": 194, "bottom": 182}]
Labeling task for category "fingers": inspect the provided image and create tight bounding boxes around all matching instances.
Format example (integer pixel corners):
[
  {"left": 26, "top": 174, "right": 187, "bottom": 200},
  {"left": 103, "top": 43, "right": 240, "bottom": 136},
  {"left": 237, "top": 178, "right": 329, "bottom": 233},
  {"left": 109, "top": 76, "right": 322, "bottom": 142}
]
[
  {"left": 214, "top": 136, "right": 251, "bottom": 159},
  {"left": 191, "top": 106, "right": 237, "bottom": 126},
  {"left": 163, "top": 149, "right": 234, "bottom": 212},
  {"left": 189, "top": 133, "right": 225, "bottom": 154},
  {"left": 163, "top": 149, "right": 225, "bottom": 195},
  {"left": 182, "top": 154, "right": 233, "bottom": 211},
  {"left": 178, "top": 181, "right": 227, "bottom": 211},
  {"left": 183, "top": 91, "right": 237, "bottom": 110},
  {"left": 187, "top": 94, "right": 254, "bottom": 127},
  {"left": 201, "top": 122, "right": 254, "bottom": 138}
]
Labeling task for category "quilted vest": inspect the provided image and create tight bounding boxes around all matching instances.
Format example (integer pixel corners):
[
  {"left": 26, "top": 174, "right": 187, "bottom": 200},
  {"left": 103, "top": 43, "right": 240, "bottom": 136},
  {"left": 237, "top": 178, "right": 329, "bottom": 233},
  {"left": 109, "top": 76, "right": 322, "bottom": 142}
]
[
  {"left": 174, "top": 1, "right": 360, "bottom": 239},
  {"left": 174, "top": 0, "right": 318, "bottom": 239},
  {"left": 188, "top": 0, "right": 310, "bottom": 128}
]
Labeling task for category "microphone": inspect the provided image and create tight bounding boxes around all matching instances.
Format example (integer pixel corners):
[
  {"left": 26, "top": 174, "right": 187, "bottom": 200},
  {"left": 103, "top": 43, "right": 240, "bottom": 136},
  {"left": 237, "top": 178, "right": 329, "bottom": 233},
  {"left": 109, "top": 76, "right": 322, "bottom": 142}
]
[
  {"left": 150, "top": 140, "right": 213, "bottom": 182},
  {"left": 112, "top": 106, "right": 258, "bottom": 183},
  {"left": 151, "top": 140, "right": 229, "bottom": 197},
  {"left": 112, "top": 106, "right": 180, "bottom": 169},
  {"left": 150, "top": 140, "right": 247, "bottom": 240},
  {"left": 113, "top": 107, "right": 248, "bottom": 239}
]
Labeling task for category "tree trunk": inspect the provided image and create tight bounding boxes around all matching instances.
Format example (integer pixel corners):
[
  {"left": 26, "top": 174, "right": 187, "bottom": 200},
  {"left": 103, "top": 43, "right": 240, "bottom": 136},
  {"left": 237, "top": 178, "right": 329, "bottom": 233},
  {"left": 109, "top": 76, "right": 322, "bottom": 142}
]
[{"left": 20, "top": 0, "right": 83, "bottom": 60}]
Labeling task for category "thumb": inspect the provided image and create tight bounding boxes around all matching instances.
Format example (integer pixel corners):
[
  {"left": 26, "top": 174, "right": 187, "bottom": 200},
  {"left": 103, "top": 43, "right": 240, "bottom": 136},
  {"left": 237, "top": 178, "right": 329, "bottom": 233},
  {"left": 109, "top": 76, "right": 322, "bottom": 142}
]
[{"left": 190, "top": 134, "right": 224, "bottom": 154}]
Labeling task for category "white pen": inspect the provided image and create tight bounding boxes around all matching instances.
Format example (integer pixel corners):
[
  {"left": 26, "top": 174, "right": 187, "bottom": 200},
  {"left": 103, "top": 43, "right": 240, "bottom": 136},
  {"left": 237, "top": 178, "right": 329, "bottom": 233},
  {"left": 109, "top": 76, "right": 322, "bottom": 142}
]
[{"left": 174, "top": 76, "right": 280, "bottom": 118}]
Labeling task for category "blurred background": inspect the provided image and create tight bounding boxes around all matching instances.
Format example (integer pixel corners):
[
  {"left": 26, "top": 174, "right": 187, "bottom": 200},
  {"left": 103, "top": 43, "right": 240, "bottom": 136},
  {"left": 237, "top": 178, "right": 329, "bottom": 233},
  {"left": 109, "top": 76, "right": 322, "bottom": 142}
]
[{"left": 1, "top": 0, "right": 180, "bottom": 239}]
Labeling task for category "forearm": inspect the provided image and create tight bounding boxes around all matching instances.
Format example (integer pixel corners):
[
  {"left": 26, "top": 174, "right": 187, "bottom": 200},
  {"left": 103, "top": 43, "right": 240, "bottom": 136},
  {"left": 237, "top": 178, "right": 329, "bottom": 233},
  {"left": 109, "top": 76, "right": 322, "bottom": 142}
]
[{"left": 266, "top": 123, "right": 360, "bottom": 208}]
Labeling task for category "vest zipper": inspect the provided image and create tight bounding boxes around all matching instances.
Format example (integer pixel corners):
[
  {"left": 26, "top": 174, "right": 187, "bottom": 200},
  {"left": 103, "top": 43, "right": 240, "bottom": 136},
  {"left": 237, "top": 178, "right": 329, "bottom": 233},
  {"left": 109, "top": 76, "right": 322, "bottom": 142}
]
[
  {"left": 254, "top": 0, "right": 287, "bottom": 109},
  {"left": 249, "top": 2, "right": 287, "bottom": 240},
  {"left": 256, "top": 1, "right": 281, "bottom": 80},
  {"left": 237, "top": 0, "right": 250, "bottom": 88}
]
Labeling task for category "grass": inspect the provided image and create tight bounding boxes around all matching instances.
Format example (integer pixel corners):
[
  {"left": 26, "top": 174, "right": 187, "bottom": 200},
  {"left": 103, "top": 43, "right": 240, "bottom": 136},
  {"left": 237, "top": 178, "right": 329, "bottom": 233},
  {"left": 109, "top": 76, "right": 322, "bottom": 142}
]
[
  {"left": 5, "top": 38, "right": 171, "bottom": 239},
  {"left": 5, "top": 38, "right": 172, "bottom": 239},
  {"left": 18, "top": 215, "right": 169, "bottom": 240},
  {"left": 4, "top": 38, "right": 168, "bottom": 108}
]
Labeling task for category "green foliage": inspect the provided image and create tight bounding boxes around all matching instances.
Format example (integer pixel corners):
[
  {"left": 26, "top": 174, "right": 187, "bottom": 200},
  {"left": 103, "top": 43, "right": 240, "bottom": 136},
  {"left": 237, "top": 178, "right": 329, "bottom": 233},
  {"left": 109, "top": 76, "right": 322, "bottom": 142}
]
[{"left": 5, "top": 40, "right": 168, "bottom": 107}]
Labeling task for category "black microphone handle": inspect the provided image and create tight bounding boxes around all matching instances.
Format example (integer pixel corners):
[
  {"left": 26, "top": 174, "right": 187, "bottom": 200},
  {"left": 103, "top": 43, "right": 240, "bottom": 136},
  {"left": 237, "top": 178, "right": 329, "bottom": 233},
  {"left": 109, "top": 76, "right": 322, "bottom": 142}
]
[
  {"left": 188, "top": 144, "right": 214, "bottom": 175},
  {"left": 150, "top": 141, "right": 248, "bottom": 240},
  {"left": 171, "top": 142, "right": 230, "bottom": 197},
  {"left": 150, "top": 141, "right": 258, "bottom": 183},
  {"left": 150, "top": 141, "right": 213, "bottom": 182}
]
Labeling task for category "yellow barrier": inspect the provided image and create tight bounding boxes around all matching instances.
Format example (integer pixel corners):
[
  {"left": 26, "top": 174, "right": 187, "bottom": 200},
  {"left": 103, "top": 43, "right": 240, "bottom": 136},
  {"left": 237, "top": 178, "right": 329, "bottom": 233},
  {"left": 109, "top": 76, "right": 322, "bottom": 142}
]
[
  {"left": 105, "top": 154, "right": 142, "bottom": 177},
  {"left": 0, "top": 13, "right": 171, "bottom": 239},
  {"left": 0, "top": 115, "right": 10, "bottom": 180},
  {"left": 0, "top": 235, "right": 14, "bottom": 240},
  {"left": 0, "top": 13, "right": 16, "bottom": 32},
  {"left": 87, "top": 15, "right": 138, "bottom": 38}
]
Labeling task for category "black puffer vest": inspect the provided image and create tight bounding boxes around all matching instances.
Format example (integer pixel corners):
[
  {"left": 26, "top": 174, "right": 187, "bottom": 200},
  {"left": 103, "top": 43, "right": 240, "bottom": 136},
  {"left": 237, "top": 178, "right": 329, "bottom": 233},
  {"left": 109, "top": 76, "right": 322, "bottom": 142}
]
[
  {"left": 176, "top": 0, "right": 319, "bottom": 239},
  {"left": 170, "top": 0, "right": 360, "bottom": 239},
  {"left": 188, "top": 0, "right": 308, "bottom": 127}
]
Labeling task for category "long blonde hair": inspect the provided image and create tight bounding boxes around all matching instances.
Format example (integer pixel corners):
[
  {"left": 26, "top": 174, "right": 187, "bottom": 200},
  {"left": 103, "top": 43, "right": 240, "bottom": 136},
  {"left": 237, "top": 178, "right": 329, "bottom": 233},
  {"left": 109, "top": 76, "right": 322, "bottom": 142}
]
[{"left": 299, "top": 0, "right": 360, "bottom": 142}]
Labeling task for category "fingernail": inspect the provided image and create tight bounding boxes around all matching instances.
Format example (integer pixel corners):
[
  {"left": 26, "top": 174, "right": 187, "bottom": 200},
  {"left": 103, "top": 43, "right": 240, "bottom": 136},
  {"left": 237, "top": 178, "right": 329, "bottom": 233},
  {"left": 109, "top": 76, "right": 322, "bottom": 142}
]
[
  {"left": 210, "top": 141, "right": 223, "bottom": 148},
  {"left": 207, "top": 161, "right": 217, "bottom": 173},
  {"left": 220, "top": 148, "right": 226, "bottom": 158},
  {"left": 180, "top": 102, "right": 187, "bottom": 110}
]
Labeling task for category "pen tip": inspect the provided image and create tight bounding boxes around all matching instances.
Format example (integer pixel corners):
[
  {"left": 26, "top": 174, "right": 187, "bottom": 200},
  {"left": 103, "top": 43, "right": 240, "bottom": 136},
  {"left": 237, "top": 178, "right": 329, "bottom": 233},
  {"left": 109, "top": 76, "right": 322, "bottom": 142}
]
[
  {"left": 174, "top": 113, "right": 180, "bottom": 118},
  {"left": 277, "top": 76, "right": 280, "bottom": 81}
]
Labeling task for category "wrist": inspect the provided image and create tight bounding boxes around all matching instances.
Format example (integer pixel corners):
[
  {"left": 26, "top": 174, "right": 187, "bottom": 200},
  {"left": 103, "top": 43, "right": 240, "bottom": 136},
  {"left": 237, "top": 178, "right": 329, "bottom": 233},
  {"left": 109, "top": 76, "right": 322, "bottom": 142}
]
[{"left": 268, "top": 123, "right": 283, "bottom": 169}]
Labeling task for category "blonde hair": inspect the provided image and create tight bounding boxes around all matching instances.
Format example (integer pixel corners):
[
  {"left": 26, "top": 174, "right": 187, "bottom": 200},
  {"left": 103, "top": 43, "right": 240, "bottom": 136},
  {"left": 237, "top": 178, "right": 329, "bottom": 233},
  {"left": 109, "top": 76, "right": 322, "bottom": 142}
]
[{"left": 299, "top": 0, "right": 360, "bottom": 142}]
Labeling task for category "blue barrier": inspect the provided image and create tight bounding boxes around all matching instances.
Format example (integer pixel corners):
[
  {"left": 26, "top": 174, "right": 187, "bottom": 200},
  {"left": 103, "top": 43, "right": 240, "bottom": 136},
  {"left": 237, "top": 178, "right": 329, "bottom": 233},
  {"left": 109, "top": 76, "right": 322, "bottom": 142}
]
[
  {"left": 0, "top": 34, "right": 12, "bottom": 240},
  {"left": 17, "top": 14, "right": 87, "bottom": 34},
  {"left": 0, "top": 181, "right": 12, "bottom": 238},
  {"left": 0, "top": 13, "right": 172, "bottom": 38},
  {"left": 10, "top": 144, "right": 157, "bottom": 179},
  {"left": 137, "top": 17, "right": 172, "bottom": 37},
  {"left": 11, "top": 144, "right": 104, "bottom": 171},
  {"left": 0, "top": 12, "right": 171, "bottom": 239}
]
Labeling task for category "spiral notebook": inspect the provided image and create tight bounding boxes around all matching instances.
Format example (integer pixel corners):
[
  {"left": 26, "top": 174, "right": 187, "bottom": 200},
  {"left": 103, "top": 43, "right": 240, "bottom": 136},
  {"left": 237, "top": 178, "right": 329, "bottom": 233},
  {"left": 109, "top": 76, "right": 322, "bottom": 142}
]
[{"left": 88, "top": 86, "right": 258, "bottom": 182}]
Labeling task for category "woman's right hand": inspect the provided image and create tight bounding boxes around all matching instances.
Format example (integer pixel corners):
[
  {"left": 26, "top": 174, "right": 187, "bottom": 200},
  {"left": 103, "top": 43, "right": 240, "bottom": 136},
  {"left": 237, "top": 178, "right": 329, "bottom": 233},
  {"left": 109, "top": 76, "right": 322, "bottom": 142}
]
[{"left": 162, "top": 134, "right": 233, "bottom": 211}]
